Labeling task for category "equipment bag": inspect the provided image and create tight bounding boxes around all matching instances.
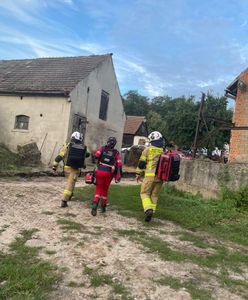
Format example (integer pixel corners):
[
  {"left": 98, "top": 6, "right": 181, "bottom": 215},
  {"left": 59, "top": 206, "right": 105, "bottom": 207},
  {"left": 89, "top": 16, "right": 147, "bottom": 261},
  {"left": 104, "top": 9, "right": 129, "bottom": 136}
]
[
  {"left": 66, "top": 143, "right": 87, "bottom": 169},
  {"left": 85, "top": 169, "right": 96, "bottom": 185},
  {"left": 156, "top": 151, "right": 180, "bottom": 181}
]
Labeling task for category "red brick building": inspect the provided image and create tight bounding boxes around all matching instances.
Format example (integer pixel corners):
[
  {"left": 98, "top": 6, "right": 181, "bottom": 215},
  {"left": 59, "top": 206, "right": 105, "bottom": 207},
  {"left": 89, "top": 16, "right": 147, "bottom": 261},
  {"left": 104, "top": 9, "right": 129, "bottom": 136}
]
[{"left": 226, "top": 68, "right": 248, "bottom": 161}]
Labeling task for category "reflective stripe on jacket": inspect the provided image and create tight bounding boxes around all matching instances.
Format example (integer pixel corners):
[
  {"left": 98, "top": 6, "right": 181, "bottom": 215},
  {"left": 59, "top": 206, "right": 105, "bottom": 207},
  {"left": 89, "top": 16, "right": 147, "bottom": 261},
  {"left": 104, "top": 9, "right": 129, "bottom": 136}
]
[{"left": 136, "top": 146, "right": 163, "bottom": 177}]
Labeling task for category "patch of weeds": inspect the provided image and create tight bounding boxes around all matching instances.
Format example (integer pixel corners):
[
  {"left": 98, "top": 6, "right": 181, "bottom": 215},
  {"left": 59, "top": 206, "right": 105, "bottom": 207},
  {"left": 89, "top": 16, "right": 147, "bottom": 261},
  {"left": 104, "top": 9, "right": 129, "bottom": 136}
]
[
  {"left": 0, "top": 229, "right": 61, "bottom": 300},
  {"left": 210, "top": 269, "right": 248, "bottom": 299},
  {"left": 84, "top": 266, "right": 94, "bottom": 276},
  {"left": 77, "top": 241, "right": 85, "bottom": 247},
  {"left": 64, "top": 212, "right": 78, "bottom": 218},
  {"left": 60, "top": 266, "right": 69, "bottom": 272},
  {"left": 42, "top": 211, "right": 54, "bottom": 215},
  {"left": 84, "top": 266, "right": 133, "bottom": 299},
  {"left": 112, "top": 282, "right": 132, "bottom": 300},
  {"left": 155, "top": 276, "right": 212, "bottom": 300},
  {"left": 81, "top": 229, "right": 102, "bottom": 236},
  {"left": 117, "top": 229, "right": 248, "bottom": 276},
  {"left": 15, "top": 193, "right": 24, "bottom": 198},
  {"left": 57, "top": 218, "right": 85, "bottom": 232},
  {"left": 177, "top": 231, "right": 210, "bottom": 249},
  {"left": 0, "top": 224, "right": 9, "bottom": 235},
  {"left": 67, "top": 281, "right": 85, "bottom": 287},
  {"left": 91, "top": 273, "right": 113, "bottom": 287},
  {"left": 45, "top": 250, "right": 56, "bottom": 255},
  {"left": 61, "top": 236, "right": 78, "bottom": 242}
]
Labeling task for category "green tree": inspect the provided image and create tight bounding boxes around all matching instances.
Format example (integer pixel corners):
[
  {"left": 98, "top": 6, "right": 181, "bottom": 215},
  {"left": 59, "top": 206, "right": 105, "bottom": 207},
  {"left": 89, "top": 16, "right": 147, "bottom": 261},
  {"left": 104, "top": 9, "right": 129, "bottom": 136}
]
[
  {"left": 146, "top": 111, "right": 167, "bottom": 138},
  {"left": 122, "top": 90, "right": 150, "bottom": 116},
  {"left": 197, "top": 93, "right": 233, "bottom": 150},
  {"left": 122, "top": 90, "right": 233, "bottom": 150}
]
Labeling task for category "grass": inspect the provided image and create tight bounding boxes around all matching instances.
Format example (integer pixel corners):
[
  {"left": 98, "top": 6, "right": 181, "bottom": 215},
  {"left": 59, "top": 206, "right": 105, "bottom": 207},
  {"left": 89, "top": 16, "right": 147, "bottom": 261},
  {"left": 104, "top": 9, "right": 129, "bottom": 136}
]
[
  {"left": 0, "top": 224, "right": 9, "bottom": 235},
  {"left": 74, "top": 183, "right": 248, "bottom": 246},
  {"left": 45, "top": 250, "right": 57, "bottom": 255},
  {"left": 0, "top": 229, "right": 61, "bottom": 299},
  {"left": 41, "top": 210, "right": 54, "bottom": 215},
  {"left": 177, "top": 231, "right": 211, "bottom": 249},
  {"left": 116, "top": 229, "right": 248, "bottom": 271},
  {"left": 74, "top": 183, "right": 248, "bottom": 299},
  {"left": 155, "top": 276, "right": 212, "bottom": 300},
  {"left": 0, "top": 144, "right": 31, "bottom": 171},
  {"left": 57, "top": 218, "right": 85, "bottom": 232},
  {"left": 63, "top": 212, "right": 78, "bottom": 218},
  {"left": 84, "top": 266, "right": 132, "bottom": 299}
]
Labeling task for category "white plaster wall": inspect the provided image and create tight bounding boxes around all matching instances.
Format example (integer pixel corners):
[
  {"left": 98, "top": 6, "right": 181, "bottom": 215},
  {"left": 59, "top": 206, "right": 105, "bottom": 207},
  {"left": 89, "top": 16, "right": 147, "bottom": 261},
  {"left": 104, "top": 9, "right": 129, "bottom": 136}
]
[
  {"left": 69, "top": 56, "right": 125, "bottom": 153},
  {"left": 0, "top": 95, "right": 71, "bottom": 165}
]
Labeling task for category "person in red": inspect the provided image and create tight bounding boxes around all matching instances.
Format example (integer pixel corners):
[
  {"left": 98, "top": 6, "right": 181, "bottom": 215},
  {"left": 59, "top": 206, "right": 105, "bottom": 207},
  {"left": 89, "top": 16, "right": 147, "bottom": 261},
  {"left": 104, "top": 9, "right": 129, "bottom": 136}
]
[{"left": 91, "top": 137, "right": 122, "bottom": 216}]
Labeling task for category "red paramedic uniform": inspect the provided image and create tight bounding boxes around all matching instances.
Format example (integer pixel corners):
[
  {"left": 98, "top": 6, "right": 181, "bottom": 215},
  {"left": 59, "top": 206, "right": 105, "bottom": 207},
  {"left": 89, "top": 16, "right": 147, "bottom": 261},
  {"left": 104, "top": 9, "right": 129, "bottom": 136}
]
[{"left": 94, "top": 146, "right": 122, "bottom": 206}]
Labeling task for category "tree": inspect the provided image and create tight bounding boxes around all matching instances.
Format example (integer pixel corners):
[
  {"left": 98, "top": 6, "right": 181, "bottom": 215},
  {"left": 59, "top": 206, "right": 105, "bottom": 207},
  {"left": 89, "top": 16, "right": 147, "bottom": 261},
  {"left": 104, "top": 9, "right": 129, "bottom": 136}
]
[
  {"left": 197, "top": 93, "right": 233, "bottom": 150},
  {"left": 122, "top": 90, "right": 233, "bottom": 150},
  {"left": 122, "top": 90, "right": 150, "bottom": 116},
  {"left": 146, "top": 111, "right": 167, "bottom": 138}
]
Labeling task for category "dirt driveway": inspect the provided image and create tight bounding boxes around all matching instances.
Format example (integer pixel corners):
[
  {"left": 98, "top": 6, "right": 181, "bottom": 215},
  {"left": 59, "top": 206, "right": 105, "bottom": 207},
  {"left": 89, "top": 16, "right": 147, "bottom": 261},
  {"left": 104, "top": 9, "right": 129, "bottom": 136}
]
[{"left": 0, "top": 177, "right": 245, "bottom": 300}]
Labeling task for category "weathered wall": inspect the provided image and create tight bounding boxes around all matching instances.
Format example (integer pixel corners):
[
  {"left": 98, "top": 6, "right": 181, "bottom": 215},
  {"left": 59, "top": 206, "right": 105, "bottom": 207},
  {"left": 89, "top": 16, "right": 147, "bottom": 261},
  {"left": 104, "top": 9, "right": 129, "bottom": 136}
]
[
  {"left": 70, "top": 56, "right": 125, "bottom": 153},
  {"left": 174, "top": 159, "right": 248, "bottom": 198},
  {"left": 230, "top": 71, "right": 248, "bottom": 162},
  {"left": 0, "top": 95, "right": 71, "bottom": 165}
]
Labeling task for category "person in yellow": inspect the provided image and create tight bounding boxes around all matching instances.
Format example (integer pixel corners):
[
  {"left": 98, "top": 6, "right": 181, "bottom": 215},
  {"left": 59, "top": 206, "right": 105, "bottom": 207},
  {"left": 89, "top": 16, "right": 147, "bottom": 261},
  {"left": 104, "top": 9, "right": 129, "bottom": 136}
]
[
  {"left": 52, "top": 131, "right": 89, "bottom": 208},
  {"left": 135, "top": 131, "right": 164, "bottom": 222}
]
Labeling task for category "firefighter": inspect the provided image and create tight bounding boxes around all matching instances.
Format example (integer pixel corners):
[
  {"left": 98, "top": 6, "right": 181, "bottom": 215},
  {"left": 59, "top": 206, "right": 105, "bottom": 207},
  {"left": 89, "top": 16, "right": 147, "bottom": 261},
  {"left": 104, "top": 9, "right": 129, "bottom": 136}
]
[
  {"left": 135, "top": 131, "right": 164, "bottom": 222},
  {"left": 91, "top": 137, "right": 122, "bottom": 216},
  {"left": 52, "top": 131, "right": 89, "bottom": 208}
]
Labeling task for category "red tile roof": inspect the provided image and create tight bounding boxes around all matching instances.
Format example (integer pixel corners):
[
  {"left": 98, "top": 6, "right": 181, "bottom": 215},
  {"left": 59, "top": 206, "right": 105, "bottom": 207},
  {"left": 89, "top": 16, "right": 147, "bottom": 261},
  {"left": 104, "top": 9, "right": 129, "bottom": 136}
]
[
  {"left": 0, "top": 54, "right": 111, "bottom": 95},
  {"left": 124, "top": 115, "right": 146, "bottom": 134}
]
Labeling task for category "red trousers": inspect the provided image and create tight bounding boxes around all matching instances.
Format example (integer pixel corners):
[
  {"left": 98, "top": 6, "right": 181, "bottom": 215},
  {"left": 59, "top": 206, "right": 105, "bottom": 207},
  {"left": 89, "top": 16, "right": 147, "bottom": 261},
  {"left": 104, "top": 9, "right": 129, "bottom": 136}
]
[{"left": 94, "top": 170, "right": 113, "bottom": 205}]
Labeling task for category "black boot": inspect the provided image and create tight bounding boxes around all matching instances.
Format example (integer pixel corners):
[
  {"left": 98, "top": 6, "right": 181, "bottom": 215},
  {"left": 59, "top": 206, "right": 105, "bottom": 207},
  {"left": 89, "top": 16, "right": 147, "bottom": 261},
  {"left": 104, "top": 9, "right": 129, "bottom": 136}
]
[
  {"left": 91, "top": 202, "right": 98, "bottom": 216},
  {"left": 61, "top": 200, "right": 68, "bottom": 208},
  {"left": 101, "top": 203, "right": 106, "bottom": 213},
  {"left": 145, "top": 209, "right": 153, "bottom": 222}
]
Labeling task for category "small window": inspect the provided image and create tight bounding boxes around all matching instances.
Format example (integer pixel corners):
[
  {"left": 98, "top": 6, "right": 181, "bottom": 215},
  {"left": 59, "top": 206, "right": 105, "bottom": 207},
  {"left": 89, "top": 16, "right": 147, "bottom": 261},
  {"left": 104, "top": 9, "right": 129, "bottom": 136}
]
[
  {"left": 99, "top": 90, "right": 109, "bottom": 121},
  {"left": 14, "top": 115, "right": 29, "bottom": 130}
]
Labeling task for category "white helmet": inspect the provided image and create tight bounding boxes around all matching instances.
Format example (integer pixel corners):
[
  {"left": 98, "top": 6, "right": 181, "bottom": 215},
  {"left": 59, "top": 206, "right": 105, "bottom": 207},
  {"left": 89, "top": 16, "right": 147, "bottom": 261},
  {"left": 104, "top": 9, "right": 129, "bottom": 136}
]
[
  {"left": 71, "top": 131, "right": 83, "bottom": 141},
  {"left": 148, "top": 131, "right": 162, "bottom": 142}
]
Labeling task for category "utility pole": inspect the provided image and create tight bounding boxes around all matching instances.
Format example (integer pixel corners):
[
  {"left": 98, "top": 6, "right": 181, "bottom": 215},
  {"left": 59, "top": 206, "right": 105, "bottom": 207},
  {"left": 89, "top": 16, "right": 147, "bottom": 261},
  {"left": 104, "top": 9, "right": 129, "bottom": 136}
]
[{"left": 192, "top": 92, "right": 206, "bottom": 158}]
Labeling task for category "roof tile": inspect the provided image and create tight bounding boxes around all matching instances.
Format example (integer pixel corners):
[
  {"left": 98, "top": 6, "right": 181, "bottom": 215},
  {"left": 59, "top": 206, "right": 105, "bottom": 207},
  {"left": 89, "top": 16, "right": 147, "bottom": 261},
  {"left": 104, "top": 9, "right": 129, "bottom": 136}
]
[{"left": 0, "top": 54, "right": 111, "bottom": 94}]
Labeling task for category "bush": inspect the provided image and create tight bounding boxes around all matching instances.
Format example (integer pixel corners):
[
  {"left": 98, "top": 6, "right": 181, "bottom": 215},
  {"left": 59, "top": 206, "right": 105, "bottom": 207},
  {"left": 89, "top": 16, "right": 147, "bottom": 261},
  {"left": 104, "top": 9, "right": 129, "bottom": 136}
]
[
  {"left": 0, "top": 144, "right": 23, "bottom": 170},
  {"left": 220, "top": 186, "right": 248, "bottom": 208}
]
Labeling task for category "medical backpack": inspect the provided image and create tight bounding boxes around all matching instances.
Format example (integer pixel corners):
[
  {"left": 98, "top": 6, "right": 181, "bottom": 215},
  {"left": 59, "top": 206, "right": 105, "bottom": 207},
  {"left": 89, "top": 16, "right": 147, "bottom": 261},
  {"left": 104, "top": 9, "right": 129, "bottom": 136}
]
[{"left": 156, "top": 151, "right": 180, "bottom": 181}]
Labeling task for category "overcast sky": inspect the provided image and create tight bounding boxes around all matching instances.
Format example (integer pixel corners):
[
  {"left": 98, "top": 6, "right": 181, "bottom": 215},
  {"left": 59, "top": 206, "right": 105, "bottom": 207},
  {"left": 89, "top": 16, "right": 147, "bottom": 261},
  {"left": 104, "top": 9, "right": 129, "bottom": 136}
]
[{"left": 0, "top": 0, "right": 247, "bottom": 103}]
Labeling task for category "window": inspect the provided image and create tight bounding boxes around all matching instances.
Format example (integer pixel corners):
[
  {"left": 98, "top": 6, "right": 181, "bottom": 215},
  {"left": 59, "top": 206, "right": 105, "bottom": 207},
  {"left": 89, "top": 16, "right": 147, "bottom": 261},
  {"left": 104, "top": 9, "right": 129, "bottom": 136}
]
[
  {"left": 14, "top": 115, "right": 29, "bottom": 130},
  {"left": 99, "top": 90, "right": 109, "bottom": 121}
]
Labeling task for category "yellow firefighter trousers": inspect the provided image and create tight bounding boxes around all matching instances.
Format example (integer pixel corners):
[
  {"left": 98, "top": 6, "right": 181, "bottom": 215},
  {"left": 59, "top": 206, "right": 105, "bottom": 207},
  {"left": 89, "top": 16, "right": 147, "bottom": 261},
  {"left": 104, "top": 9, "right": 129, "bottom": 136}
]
[
  {"left": 63, "top": 167, "right": 80, "bottom": 201},
  {"left": 140, "top": 176, "right": 163, "bottom": 213}
]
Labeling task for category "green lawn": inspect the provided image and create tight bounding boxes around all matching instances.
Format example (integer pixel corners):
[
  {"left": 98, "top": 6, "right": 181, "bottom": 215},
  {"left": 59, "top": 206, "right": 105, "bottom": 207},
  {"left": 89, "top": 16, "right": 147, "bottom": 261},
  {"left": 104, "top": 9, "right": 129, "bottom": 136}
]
[
  {"left": 0, "top": 229, "right": 61, "bottom": 300},
  {"left": 74, "top": 183, "right": 248, "bottom": 246}
]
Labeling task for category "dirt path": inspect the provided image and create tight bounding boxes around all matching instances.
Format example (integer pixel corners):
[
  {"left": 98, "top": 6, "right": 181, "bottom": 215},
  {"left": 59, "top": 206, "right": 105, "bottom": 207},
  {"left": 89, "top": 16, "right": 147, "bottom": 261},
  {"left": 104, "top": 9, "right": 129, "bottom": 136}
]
[{"left": 0, "top": 177, "right": 245, "bottom": 300}]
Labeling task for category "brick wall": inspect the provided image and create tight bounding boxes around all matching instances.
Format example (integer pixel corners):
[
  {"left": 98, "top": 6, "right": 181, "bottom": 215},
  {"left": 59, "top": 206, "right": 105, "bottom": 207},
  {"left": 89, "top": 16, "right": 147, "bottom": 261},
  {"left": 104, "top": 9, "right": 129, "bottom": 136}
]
[{"left": 229, "top": 71, "right": 248, "bottom": 162}]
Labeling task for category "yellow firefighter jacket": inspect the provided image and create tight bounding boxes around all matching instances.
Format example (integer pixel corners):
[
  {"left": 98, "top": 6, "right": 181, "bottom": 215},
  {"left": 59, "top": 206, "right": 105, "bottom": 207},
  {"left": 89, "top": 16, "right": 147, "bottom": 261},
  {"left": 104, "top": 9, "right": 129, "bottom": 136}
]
[{"left": 136, "top": 145, "right": 163, "bottom": 177}]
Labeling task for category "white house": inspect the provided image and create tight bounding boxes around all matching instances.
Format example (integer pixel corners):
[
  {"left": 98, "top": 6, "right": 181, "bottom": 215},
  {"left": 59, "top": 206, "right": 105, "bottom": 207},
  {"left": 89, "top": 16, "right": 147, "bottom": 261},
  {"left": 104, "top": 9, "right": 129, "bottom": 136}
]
[{"left": 0, "top": 54, "right": 125, "bottom": 165}]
